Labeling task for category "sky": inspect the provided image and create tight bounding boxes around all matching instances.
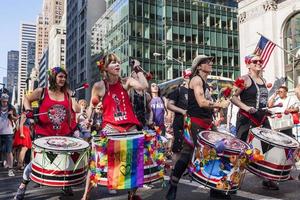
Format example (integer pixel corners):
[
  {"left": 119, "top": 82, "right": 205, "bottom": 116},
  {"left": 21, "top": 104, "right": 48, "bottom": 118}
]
[{"left": 0, "top": 0, "right": 43, "bottom": 83}]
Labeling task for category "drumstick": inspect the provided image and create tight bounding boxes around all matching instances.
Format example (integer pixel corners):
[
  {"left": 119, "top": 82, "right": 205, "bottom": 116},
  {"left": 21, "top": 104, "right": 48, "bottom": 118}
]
[
  {"left": 88, "top": 97, "right": 100, "bottom": 122},
  {"left": 71, "top": 83, "right": 89, "bottom": 97},
  {"left": 34, "top": 108, "right": 56, "bottom": 116}
]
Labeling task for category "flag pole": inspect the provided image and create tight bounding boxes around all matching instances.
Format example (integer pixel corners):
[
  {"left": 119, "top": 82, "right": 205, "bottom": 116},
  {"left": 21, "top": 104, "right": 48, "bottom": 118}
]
[{"left": 257, "top": 32, "right": 298, "bottom": 58}]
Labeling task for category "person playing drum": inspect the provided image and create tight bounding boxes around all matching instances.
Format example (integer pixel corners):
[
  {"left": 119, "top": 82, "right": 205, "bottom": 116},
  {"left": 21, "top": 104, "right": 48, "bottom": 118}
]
[
  {"left": 81, "top": 53, "right": 148, "bottom": 200},
  {"left": 14, "top": 67, "right": 81, "bottom": 200},
  {"left": 166, "top": 55, "right": 230, "bottom": 200},
  {"left": 268, "top": 86, "right": 299, "bottom": 137},
  {"left": 231, "top": 54, "right": 279, "bottom": 190}
]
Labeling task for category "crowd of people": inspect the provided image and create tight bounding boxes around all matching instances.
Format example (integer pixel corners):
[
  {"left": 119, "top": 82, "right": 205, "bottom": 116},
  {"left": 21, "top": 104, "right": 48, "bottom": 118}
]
[{"left": 0, "top": 52, "right": 300, "bottom": 200}]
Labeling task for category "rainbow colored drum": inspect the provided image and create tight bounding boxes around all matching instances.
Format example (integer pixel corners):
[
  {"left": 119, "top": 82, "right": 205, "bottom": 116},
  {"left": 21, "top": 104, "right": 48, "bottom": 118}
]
[
  {"left": 191, "top": 131, "right": 250, "bottom": 192},
  {"left": 247, "top": 127, "right": 300, "bottom": 181},
  {"left": 31, "top": 136, "right": 89, "bottom": 187},
  {"left": 91, "top": 130, "right": 164, "bottom": 188}
]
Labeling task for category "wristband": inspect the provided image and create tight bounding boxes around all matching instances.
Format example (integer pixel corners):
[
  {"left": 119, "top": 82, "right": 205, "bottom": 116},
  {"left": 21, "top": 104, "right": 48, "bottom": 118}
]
[{"left": 24, "top": 109, "right": 34, "bottom": 119}]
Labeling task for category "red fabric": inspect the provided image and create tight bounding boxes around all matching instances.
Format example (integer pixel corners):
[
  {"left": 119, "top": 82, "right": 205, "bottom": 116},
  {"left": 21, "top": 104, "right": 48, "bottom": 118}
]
[
  {"left": 13, "top": 126, "right": 32, "bottom": 149},
  {"left": 190, "top": 117, "right": 212, "bottom": 130},
  {"left": 35, "top": 88, "right": 76, "bottom": 136},
  {"left": 292, "top": 112, "right": 300, "bottom": 124},
  {"left": 101, "top": 80, "right": 140, "bottom": 129},
  {"left": 240, "top": 110, "right": 267, "bottom": 127}
]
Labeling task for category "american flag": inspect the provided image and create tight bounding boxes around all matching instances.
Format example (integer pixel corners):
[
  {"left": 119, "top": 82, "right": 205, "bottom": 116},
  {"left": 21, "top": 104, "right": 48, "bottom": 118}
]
[{"left": 254, "top": 36, "right": 276, "bottom": 69}]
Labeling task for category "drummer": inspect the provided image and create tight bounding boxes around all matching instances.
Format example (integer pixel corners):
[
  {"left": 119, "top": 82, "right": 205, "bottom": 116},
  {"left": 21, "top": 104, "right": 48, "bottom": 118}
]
[
  {"left": 231, "top": 54, "right": 279, "bottom": 190},
  {"left": 81, "top": 53, "right": 148, "bottom": 200},
  {"left": 14, "top": 67, "right": 81, "bottom": 200},
  {"left": 166, "top": 55, "right": 230, "bottom": 200}
]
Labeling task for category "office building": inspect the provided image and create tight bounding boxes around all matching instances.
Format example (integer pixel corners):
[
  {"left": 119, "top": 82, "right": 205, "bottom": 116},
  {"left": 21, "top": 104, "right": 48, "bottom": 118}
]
[
  {"left": 18, "top": 23, "right": 36, "bottom": 105},
  {"left": 6, "top": 50, "right": 19, "bottom": 94}
]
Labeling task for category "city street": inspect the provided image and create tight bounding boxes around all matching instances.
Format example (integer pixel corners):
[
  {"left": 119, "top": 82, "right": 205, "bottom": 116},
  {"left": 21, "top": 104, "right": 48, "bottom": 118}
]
[{"left": 1, "top": 166, "right": 300, "bottom": 200}]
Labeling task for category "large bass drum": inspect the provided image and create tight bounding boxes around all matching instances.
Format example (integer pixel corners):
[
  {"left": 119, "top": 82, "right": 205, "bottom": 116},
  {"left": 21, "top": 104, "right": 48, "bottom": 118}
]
[
  {"left": 247, "top": 127, "right": 300, "bottom": 181},
  {"left": 191, "top": 131, "right": 250, "bottom": 192},
  {"left": 31, "top": 136, "right": 89, "bottom": 187}
]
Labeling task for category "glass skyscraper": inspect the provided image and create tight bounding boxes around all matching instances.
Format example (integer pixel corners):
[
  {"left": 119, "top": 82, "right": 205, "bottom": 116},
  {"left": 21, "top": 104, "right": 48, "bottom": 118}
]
[{"left": 93, "top": 0, "right": 239, "bottom": 82}]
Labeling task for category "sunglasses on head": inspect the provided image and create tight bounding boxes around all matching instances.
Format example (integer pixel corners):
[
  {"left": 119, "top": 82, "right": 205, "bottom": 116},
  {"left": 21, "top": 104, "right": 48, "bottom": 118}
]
[{"left": 251, "top": 59, "right": 263, "bottom": 64}]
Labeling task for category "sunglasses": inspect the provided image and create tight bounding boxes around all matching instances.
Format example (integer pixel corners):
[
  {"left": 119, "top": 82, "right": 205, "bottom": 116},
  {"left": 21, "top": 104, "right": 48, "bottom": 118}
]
[
  {"left": 278, "top": 90, "right": 286, "bottom": 93},
  {"left": 251, "top": 60, "right": 263, "bottom": 64}
]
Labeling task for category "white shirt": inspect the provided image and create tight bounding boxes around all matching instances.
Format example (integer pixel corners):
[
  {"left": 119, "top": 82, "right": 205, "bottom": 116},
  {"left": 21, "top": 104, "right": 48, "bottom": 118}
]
[{"left": 270, "top": 95, "right": 298, "bottom": 113}]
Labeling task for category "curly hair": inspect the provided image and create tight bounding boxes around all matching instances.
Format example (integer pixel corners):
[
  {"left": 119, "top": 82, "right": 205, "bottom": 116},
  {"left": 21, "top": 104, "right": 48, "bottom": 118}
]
[{"left": 48, "top": 67, "right": 69, "bottom": 93}]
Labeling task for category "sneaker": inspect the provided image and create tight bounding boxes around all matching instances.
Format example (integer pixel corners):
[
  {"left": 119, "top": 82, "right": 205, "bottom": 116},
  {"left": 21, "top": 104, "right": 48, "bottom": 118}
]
[
  {"left": 166, "top": 184, "right": 177, "bottom": 200},
  {"left": 210, "top": 189, "right": 231, "bottom": 199},
  {"left": 13, "top": 186, "right": 27, "bottom": 200},
  {"left": 8, "top": 169, "right": 15, "bottom": 177},
  {"left": 61, "top": 186, "right": 74, "bottom": 196},
  {"left": 143, "top": 184, "right": 153, "bottom": 189},
  {"left": 108, "top": 189, "right": 117, "bottom": 194},
  {"left": 262, "top": 180, "right": 279, "bottom": 190},
  {"left": 3, "top": 160, "right": 8, "bottom": 168}
]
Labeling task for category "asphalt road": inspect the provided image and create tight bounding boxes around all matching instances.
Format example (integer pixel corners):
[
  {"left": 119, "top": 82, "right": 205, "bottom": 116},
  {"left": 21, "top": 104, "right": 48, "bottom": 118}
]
[{"left": 1, "top": 166, "right": 300, "bottom": 200}]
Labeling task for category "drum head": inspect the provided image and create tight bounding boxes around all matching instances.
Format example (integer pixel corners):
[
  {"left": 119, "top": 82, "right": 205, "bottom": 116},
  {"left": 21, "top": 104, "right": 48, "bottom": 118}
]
[
  {"left": 250, "top": 128, "right": 299, "bottom": 148},
  {"left": 199, "top": 131, "right": 249, "bottom": 153},
  {"left": 34, "top": 136, "right": 89, "bottom": 151}
]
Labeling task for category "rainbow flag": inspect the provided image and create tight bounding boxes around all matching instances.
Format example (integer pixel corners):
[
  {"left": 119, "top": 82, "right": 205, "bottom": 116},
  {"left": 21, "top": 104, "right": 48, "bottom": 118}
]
[{"left": 107, "top": 135, "right": 144, "bottom": 189}]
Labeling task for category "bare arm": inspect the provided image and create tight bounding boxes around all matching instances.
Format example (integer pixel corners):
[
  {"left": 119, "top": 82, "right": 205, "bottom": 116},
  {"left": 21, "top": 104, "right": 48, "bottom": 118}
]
[
  {"left": 87, "top": 81, "right": 105, "bottom": 119},
  {"left": 191, "top": 76, "right": 228, "bottom": 109},
  {"left": 68, "top": 90, "right": 81, "bottom": 113},
  {"left": 167, "top": 100, "right": 186, "bottom": 115},
  {"left": 23, "top": 88, "right": 44, "bottom": 110},
  {"left": 230, "top": 75, "right": 256, "bottom": 113},
  {"left": 124, "top": 72, "right": 149, "bottom": 91}
]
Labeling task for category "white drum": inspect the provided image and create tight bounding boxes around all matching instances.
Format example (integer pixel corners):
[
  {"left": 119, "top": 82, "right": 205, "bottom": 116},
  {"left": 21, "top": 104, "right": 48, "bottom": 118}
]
[
  {"left": 31, "top": 136, "right": 89, "bottom": 187},
  {"left": 247, "top": 128, "right": 300, "bottom": 181}
]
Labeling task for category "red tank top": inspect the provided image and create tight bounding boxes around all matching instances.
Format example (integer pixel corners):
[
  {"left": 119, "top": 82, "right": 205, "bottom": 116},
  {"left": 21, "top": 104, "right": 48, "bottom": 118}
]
[
  {"left": 101, "top": 80, "right": 140, "bottom": 129},
  {"left": 35, "top": 88, "right": 77, "bottom": 136}
]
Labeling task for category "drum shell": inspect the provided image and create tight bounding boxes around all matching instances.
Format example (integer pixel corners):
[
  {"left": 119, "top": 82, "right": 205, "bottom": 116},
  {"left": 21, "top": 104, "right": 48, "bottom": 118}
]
[
  {"left": 191, "top": 131, "right": 249, "bottom": 192},
  {"left": 246, "top": 128, "right": 299, "bottom": 181},
  {"left": 92, "top": 133, "right": 163, "bottom": 187},
  {"left": 31, "top": 136, "right": 89, "bottom": 187}
]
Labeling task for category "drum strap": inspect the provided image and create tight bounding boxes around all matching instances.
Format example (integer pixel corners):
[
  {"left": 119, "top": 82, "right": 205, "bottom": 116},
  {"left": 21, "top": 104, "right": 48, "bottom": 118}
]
[
  {"left": 190, "top": 117, "right": 212, "bottom": 130},
  {"left": 240, "top": 110, "right": 267, "bottom": 127}
]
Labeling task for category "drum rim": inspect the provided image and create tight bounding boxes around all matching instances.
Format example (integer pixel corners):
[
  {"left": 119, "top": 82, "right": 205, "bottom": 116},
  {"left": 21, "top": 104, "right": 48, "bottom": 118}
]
[
  {"left": 199, "top": 131, "right": 250, "bottom": 153},
  {"left": 250, "top": 127, "right": 300, "bottom": 149},
  {"left": 33, "top": 136, "right": 90, "bottom": 151}
]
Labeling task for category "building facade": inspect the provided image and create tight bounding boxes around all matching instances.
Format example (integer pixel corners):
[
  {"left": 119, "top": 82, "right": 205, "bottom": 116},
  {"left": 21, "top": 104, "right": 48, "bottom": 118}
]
[
  {"left": 18, "top": 23, "right": 36, "bottom": 106},
  {"left": 39, "top": 49, "right": 49, "bottom": 88},
  {"left": 66, "top": 0, "right": 106, "bottom": 99},
  {"left": 238, "top": 0, "right": 300, "bottom": 89},
  {"left": 35, "top": 0, "right": 65, "bottom": 68},
  {"left": 6, "top": 50, "right": 19, "bottom": 95},
  {"left": 92, "top": 0, "right": 239, "bottom": 83},
  {"left": 48, "top": 25, "right": 66, "bottom": 68}
]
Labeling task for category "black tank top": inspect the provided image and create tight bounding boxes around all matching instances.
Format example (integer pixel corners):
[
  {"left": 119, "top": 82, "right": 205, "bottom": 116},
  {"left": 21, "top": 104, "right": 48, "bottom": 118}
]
[
  {"left": 187, "top": 75, "right": 213, "bottom": 120},
  {"left": 131, "top": 90, "right": 146, "bottom": 126},
  {"left": 240, "top": 76, "right": 268, "bottom": 109}
]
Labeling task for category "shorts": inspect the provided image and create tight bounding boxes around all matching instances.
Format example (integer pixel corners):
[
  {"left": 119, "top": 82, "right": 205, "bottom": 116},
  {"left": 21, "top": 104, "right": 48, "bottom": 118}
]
[
  {"left": 80, "top": 131, "right": 91, "bottom": 139},
  {"left": 0, "top": 134, "right": 13, "bottom": 153}
]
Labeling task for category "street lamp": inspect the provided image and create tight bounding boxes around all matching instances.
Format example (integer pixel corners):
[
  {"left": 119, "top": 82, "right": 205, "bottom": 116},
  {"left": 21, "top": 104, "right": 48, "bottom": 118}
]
[{"left": 153, "top": 52, "right": 184, "bottom": 77}]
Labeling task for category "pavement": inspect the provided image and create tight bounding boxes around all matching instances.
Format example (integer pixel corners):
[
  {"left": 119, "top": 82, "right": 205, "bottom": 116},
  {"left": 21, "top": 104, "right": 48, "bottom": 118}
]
[{"left": 1, "top": 165, "right": 300, "bottom": 200}]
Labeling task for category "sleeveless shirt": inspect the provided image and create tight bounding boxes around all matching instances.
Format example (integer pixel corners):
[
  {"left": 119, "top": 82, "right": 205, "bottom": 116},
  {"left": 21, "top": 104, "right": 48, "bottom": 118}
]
[
  {"left": 35, "top": 88, "right": 77, "bottom": 136},
  {"left": 187, "top": 75, "right": 213, "bottom": 120},
  {"left": 101, "top": 80, "right": 140, "bottom": 129}
]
